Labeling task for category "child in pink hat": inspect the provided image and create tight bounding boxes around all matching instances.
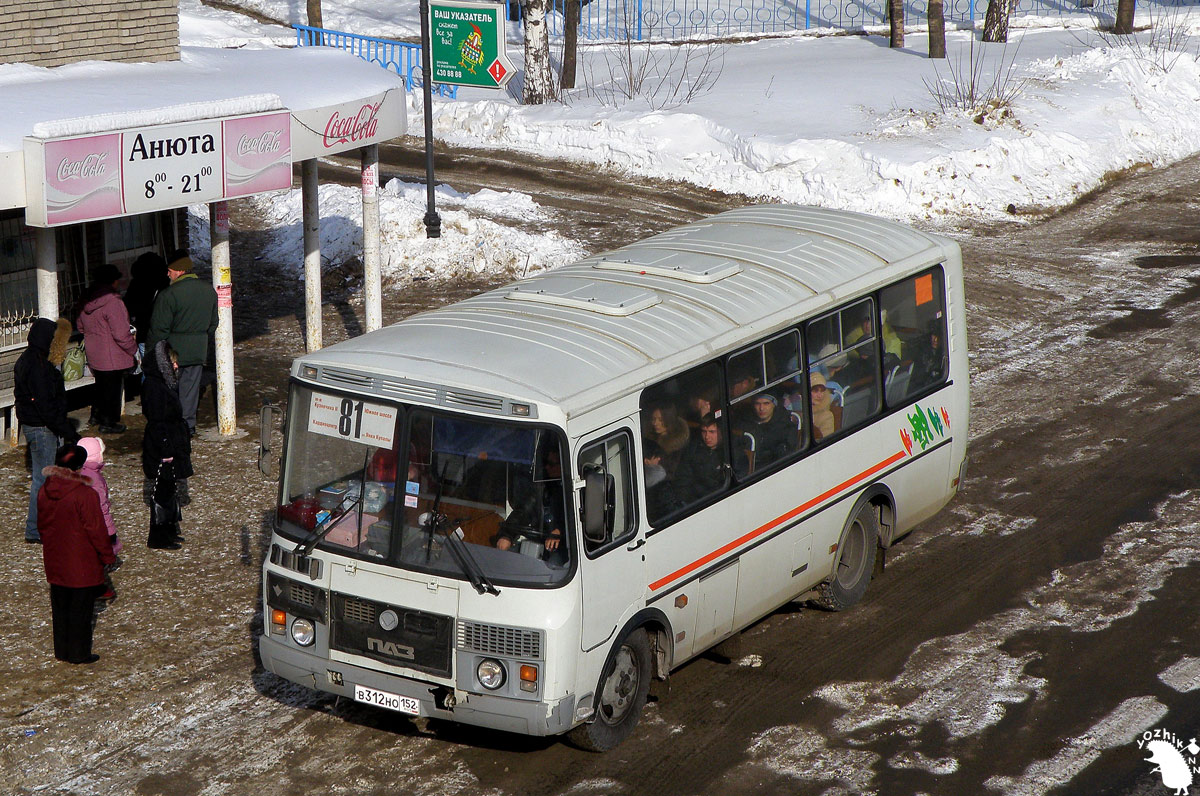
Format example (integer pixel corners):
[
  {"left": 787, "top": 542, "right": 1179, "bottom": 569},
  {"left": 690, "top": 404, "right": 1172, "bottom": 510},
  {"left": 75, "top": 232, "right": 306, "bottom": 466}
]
[{"left": 79, "top": 437, "right": 122, "bottom": 602}]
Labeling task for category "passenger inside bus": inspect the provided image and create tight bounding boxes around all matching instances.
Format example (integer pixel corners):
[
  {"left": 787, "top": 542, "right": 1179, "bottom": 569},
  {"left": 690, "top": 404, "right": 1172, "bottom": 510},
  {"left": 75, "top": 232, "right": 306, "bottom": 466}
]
[
  {"left": 642, "top": 439, "right": 668, "bottom": 489},
  {"left": 810, "top": 371, "right": 841, "bottom": 440},
  {"left": 495, "top": 447, "right": 567, "bottom": 564},
  {"left": 671, "top": 413, "right": 729, "bottom": 505},
  {"left": 644, "top": 403, "right": 689, "bottom": 475},
  {"left": 747, "top": 392, "right": 797, "bottom": 468},
  {"left": 685, "top": 387, "right": 718, "bottom": 430},
  {"left": 913, "top": 317, "right": 947, "bottom": 386}
]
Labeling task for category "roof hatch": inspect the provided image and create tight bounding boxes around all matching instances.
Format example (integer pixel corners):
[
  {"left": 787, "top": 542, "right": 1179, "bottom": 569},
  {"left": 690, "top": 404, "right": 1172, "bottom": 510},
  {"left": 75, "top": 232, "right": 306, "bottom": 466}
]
[
  {"left": 506, "top": 276, "right": 660, "bottom": 316},
  {"left": 592, "top": 248, "right": 742, "bottom": 283}
]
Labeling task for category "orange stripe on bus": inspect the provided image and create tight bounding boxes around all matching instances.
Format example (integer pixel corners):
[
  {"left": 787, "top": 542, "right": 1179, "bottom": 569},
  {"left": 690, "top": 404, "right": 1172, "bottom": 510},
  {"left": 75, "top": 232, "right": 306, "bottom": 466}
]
[{"left": 647, "top": 449, "right": 907, "bottom": 592}]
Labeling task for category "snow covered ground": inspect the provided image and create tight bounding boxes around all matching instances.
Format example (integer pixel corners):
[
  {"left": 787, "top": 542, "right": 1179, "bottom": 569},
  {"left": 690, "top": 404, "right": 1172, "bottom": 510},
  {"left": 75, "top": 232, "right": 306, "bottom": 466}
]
[{"left": 175, "top": 0, "right": 1200, "bottom": 280}]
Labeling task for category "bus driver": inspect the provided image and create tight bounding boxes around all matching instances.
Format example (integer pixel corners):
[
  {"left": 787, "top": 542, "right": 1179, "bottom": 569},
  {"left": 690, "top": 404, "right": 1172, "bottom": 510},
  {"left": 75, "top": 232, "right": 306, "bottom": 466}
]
[{"left": 496, "top": 448, "right": 566, "bottom": 561}]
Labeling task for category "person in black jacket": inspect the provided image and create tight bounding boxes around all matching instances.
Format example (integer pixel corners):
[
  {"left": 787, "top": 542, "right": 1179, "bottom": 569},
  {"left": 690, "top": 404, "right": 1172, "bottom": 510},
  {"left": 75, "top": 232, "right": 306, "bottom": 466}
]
[
  {"left": 141, "top": 340, "right": 194, "bottom": 549},
  {"left": 123, "top": 252, "right": 168, "bottom": 345},
  {"left": 672, "top": 414, "right": 729, "bottom": 506},
  {"left": 746, "top": 393, "right": 798, "bottom": 470},
  {"left": 15, "top": 318, "right": 80, "bottom": 543}
]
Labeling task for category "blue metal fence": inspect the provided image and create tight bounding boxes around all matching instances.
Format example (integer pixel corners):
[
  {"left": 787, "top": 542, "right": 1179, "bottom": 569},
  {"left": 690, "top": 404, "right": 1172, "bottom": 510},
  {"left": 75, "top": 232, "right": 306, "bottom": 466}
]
[
  {"left": 550, "top": 0, "right": 1128, "bottom": 38},
  {"left": 293, "top": 25, "right": 458, "bottom": 99},
  {"left": 301, "top": 0, "right": 1178, "bottom": 81}
]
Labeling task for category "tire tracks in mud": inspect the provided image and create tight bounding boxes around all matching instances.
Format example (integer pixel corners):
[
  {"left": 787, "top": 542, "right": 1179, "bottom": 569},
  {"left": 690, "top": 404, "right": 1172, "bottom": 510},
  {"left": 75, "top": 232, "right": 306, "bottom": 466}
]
[{"left": 322, "top": 140, "right": 756, "bottom": 254}]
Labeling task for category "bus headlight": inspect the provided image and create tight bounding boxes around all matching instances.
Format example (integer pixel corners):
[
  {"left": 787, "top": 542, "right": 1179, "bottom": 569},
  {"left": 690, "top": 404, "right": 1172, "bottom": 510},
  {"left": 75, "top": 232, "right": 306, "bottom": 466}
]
[
  {"left": 290, "top": 618, "right": 316, "bottom": 647},
  {"left": 477, "top": 659, "right": 506, "bottom": 690}
]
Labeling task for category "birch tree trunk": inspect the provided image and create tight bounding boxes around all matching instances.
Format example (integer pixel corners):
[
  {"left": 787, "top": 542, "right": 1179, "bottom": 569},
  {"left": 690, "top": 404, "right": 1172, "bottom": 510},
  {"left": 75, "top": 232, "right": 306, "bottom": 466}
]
[
  {"left": 523, "top": 0, "right": 555, "bottom": 104},
  {"left": 928, "top": 0, "right": 946, "bottom": 57},
  {"left": 982, "top": 0, "right": 1012, "bottom": 42}
]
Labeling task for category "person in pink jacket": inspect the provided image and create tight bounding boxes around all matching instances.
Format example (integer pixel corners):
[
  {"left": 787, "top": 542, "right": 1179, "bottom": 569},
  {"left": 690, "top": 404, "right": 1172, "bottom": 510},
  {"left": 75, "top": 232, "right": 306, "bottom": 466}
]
[
  {"left": 76, "top": 263, "right": 137, "bottom": 434},
  {"left": 78, "top": 437, "right": 123, "bottom": 603}
]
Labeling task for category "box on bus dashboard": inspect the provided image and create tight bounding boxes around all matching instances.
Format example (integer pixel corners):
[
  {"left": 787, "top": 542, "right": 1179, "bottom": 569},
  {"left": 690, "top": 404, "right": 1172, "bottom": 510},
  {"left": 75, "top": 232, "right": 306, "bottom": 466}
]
[{"left": 259, "top": 204, "right": 969, "bottom": 751}]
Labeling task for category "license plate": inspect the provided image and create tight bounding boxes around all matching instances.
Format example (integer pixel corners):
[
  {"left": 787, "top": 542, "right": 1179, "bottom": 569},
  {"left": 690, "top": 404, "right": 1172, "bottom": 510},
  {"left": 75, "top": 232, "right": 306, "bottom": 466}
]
[{"left": 353, "top": 684, "right": 420, "bottom": 716}]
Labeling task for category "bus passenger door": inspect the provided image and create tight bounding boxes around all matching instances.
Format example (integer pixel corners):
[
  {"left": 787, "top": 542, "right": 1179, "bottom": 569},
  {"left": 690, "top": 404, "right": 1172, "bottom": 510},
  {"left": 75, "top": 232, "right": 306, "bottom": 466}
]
[{"left": 577, "top": 428, "right": 645, "bottom": 652}]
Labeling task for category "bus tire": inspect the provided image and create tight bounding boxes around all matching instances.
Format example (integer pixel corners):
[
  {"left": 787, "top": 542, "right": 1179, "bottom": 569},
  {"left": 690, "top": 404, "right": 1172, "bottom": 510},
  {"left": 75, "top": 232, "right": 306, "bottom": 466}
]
[
  {"left": 815, "top": 505, "right": 879, "bottom": 611},
  {"left": 568, "top": 629, "right": 652, "bottom": 752}
]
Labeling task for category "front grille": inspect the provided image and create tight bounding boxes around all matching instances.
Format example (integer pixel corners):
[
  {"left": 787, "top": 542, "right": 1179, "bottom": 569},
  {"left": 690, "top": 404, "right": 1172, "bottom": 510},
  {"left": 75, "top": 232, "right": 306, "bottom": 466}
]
[
  {"left": 331, "top": 594, "right": 453, "bottom": 678},
  {"left": 309, "top": 367, "right": 519, "bottom": 417},
  {"left": 290, "top": 582, "right": 318, "bottom": 608},
  {"left": 378, "top": 379, "right": 439, "bottom": 402},
  {"left": 457, "top": 621, "right": 543, "bottom": 660},
  {"left": 266, "top": 572, "right": 326, "bottom": 623},
  {"left": 342, "top": 597, "right": 376, "bottom": 625},
  {"left": 444, "top": 391, "right": 505, "bottom": 412},
  {"left": 322, "top": 367, "right": 371, "bottom": 387}
]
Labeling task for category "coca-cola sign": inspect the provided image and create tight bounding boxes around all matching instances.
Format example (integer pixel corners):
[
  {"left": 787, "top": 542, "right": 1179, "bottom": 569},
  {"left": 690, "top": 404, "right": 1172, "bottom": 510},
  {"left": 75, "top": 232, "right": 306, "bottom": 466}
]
[
  {"left": 290, "top": 90, "right": 406, "bottom": 161},
  {"left": 237, "top": 129, "right": 283, "bottom": 157},
  {"left": 56, "top": 152, "right": 110, "bottom": 183},
  {"left": 323, "top": 102, "right": 382, "bottom": 149},
  {"left": 24, "top": 111, "right": 292, "bottom": 227}
]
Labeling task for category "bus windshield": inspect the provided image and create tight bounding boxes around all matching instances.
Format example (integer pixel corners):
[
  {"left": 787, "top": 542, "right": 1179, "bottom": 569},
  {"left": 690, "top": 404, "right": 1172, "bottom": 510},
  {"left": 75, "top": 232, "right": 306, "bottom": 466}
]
[{"left": 277, "top": 384, "right": 573, "bottom": 587}]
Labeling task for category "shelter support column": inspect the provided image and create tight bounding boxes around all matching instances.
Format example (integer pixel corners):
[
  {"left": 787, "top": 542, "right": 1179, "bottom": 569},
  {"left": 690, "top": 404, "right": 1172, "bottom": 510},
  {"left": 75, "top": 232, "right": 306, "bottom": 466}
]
[
  {"left": 210, "top": 201, "right": 237, "bottom": 436},
  {"left": 362, "top": 144, "right": 382, "bottom": 333},
  {"left": 35, "top": 227, "right": 57, "bottom": 319},
  {"left": 302, "top": 160, "right": 322, "bottom": 352}
]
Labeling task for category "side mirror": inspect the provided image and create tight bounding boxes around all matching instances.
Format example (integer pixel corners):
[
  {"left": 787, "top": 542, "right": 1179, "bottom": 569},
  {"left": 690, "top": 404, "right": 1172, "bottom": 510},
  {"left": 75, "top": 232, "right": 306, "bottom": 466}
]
[
  {"left": 581, "top": 466, "right": 612, "bottom": 544},
  {"left": 259, "top": 402, "right": 281, "bottom": 478}
]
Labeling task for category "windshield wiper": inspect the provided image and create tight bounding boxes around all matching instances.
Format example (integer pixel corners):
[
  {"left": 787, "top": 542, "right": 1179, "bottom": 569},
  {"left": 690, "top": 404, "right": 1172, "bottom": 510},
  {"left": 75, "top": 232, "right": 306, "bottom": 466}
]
[
  {"left": 444, "top": 523, "right": 499, "bottom": 596},
  {"left": 421, "top": 508, "right": 499, "bottom": 596},
  {"left": 424, "top": 457, "right": 448, "bottom": 563},
  {"left": 295, "top": 454, "right": 368, "bottom": 558}
]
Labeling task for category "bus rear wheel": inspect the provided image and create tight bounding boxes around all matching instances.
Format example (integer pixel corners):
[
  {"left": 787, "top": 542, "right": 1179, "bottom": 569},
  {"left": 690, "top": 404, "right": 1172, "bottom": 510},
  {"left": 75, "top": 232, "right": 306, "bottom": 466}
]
[
  {"left": 815, "top": 505, "right": 879, "bottom": 611},
  {"left": 568, "top": 629, "right": 651, "bottom": 752}
]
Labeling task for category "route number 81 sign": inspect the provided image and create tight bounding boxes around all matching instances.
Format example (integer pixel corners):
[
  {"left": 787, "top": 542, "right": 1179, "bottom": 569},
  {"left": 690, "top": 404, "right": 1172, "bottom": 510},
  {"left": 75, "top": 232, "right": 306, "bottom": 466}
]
[{"left": 308, "top": 393, "right": 397, "bottom": 448}]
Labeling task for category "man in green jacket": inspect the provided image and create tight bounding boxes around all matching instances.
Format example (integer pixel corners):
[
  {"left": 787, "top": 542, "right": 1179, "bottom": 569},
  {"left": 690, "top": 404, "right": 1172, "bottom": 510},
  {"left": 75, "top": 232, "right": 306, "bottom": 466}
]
[{"left": 147, "top": 250, "right": 218, "bottom": 436}]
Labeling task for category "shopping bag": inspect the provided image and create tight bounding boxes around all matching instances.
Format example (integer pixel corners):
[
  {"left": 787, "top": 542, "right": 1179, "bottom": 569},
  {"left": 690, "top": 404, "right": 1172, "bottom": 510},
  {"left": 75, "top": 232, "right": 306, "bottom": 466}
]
[{"left": 61, "top": 342, "right": 86, "bottom": 382}]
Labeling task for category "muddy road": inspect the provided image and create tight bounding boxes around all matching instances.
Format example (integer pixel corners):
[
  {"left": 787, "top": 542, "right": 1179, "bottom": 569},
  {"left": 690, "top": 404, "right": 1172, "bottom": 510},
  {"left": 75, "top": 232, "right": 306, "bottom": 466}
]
[{"left": 4, "top": 147, "right": 1200, "bottom": 796}]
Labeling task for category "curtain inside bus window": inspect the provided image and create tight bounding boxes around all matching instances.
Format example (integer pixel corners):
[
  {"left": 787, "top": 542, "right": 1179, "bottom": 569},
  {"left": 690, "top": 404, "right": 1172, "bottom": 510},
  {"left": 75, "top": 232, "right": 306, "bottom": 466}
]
[{"left": 432, "top": 416, "right": 537, "bottom": 465}]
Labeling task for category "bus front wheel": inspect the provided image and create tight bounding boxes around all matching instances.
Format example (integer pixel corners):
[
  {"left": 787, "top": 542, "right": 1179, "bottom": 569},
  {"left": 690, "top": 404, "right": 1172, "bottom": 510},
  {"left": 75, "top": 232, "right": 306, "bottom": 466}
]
[
  {"left": 815, "top": 506, "right": 879, "bottom": 611},
  {"left": 569, "top": 629, "right": 652, "bottom": 752}
]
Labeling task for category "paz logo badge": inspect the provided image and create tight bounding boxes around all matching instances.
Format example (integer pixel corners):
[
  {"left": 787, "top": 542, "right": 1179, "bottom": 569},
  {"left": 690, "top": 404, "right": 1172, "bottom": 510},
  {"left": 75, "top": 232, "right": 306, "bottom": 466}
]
[{"left": 1137, "top": 728, "right": 1200, "bottom": 794}]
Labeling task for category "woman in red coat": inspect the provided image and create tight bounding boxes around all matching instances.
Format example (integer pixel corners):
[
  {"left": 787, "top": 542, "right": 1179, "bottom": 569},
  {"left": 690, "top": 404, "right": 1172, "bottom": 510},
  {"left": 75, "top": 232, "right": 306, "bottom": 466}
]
[{"left": 38, "top": 444, "right": 117, "bottom": 664}]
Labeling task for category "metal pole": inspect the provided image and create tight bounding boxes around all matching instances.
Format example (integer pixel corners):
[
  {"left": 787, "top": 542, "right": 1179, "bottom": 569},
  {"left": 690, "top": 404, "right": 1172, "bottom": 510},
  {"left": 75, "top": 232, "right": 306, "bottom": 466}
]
[
  {"left": 361, "top": 144, "right": 382, "bottom": 333},
  {"left": 419, "top": 0, "right": 442, "bottom": 238},
  {"left": 302, "top": 159, "right": 323, "bottom": 352},
  {"left": 34, "top": 227, "right": 57, "bottom": 319},
  {"left": 210, "top": 201, "right": 237, "bottom": 436}
]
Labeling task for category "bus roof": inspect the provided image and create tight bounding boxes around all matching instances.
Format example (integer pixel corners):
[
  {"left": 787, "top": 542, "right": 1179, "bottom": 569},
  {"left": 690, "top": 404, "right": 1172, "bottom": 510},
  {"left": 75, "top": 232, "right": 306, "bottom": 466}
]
[{"left": 298, "top": 204, "right": 957, "bottom": 419}]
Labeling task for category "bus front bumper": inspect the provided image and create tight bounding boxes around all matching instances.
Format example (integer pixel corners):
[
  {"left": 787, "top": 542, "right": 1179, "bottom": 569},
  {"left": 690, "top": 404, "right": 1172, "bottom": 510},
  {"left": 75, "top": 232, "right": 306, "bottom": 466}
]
[{"left": 260, "top": 635, "right": 576, "bottom": 737}]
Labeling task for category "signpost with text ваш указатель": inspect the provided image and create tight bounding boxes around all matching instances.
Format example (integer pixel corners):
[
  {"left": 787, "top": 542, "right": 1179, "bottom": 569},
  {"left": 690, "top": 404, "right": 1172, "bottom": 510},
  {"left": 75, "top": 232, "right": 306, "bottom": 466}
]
[{"left": 428, "top": 1, "right": 515, "bottom": 89}]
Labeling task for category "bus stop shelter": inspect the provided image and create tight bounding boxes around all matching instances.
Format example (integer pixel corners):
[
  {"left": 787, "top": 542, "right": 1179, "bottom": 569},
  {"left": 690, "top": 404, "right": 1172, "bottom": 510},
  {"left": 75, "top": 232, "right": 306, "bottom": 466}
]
[{"left": 0, "top": 46, "right": 406, "bottom": 442}]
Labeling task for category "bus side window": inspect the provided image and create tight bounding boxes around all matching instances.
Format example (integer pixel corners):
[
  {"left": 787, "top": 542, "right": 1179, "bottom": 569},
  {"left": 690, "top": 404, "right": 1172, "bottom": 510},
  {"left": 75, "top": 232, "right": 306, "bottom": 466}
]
[
  {"left": 641, "top": 362, "right": 729, "bottom": 527},
  {"left": 837, "top": 299, "right": 881, "bottom": 430},
  {"left": 881, "top": 268, "right": 948, "bottom": 405},
  {"left": 732, "top": 331, "right": 805, "bottom": 478},
  {"left": 579, "top": 433, "right": 635, "bottom": 554}
]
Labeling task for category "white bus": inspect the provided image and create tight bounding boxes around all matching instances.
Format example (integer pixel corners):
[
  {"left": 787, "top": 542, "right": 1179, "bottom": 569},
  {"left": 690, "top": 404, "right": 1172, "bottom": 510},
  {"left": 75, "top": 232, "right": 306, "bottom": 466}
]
[{"left": 259, "top": 204, "right": 968, "bottom": 750}]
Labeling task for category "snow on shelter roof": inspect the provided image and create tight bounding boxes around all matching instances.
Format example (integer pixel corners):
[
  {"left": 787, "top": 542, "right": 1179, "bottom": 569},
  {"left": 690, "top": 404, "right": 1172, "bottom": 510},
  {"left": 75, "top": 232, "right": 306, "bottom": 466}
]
[
  {"left": 298, "top": 205, "right": 959, "bottom": 419},
  {"left": 0, "top": 47, "right": 407, "bottom": 209}
]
